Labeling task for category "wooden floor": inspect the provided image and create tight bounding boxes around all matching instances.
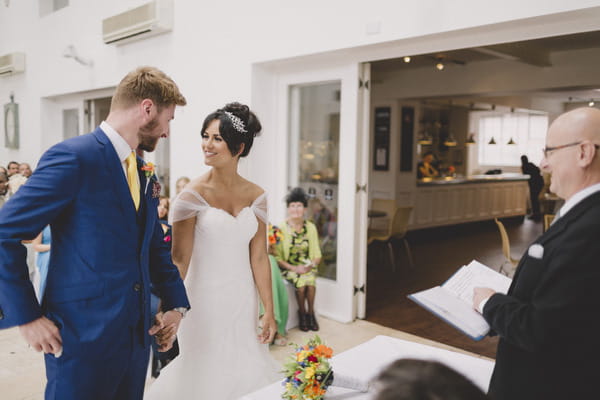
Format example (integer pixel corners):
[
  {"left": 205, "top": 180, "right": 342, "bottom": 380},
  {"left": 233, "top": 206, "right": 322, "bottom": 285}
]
[{"left": 366, "top": 216, "right": 543, "bottom": 359}]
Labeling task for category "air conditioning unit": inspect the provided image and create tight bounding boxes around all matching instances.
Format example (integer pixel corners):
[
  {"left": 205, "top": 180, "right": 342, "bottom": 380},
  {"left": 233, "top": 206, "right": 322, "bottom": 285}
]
[
  {"left": 0, "top": 52, "right": 26, "bottom": 76},
  {"left": 102, "top": 0, "right": 173, "bottom": 45}
]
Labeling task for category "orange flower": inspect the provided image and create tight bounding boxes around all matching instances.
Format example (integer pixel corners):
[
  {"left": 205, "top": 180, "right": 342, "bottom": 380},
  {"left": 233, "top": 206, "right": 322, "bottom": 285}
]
[
  {"left": 313, "top": 345, "right": 333, "bottom": 358},
  {"left": 141, "top": 162, "right": 156, "bottom": 178}
]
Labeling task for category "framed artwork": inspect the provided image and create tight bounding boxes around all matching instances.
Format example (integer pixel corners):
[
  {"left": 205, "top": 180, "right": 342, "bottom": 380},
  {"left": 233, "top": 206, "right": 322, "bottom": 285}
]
[
  {"left": 373, "top": 107, "right": 391, "bottom": 171},
  {"left": 4, "top": 99, "right": 19, "bottom": 149}
]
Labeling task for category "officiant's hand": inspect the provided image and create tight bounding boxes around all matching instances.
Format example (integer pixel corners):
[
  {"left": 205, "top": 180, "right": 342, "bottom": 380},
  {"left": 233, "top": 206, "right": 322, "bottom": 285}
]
[
  {"left": 149, "top": 310, "right": 182, "bottom": 351},
  {"left": 19, "top": 316, "right": 63, "bottom": 355},
  {"left": 258, "top": 313, "right": 277, "bottom": 344},
  {"left": 473, "top": 287, "right": 496, "bottom": 311}
]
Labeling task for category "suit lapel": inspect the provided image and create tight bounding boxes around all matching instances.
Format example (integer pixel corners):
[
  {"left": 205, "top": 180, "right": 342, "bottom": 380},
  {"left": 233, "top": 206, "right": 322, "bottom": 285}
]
[
  {"left": 138, "top": 156, "right": 156, "bottom": 253},
  {"left": 94, "top": 129, "right": 137, "bottom": 234}
]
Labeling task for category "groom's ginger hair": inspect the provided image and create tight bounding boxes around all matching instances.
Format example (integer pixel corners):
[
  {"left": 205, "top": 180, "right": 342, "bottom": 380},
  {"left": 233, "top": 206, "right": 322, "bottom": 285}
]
[{"left": 110, "top": 66, "right": 186, "bottom": 111}]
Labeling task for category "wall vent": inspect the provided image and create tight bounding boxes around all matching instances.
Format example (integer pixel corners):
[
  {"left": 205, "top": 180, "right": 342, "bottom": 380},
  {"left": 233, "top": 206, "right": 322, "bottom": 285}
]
[
  {"left": 102, "top": 0, "right": 173, "bottom": 45},
  {"left": 0, "top": 52, "right": 26, "bottom": 77}
]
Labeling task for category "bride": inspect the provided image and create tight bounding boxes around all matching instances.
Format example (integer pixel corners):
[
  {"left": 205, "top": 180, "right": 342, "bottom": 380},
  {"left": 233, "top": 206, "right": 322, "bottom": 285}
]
[{"left": 146, "top": 102, "right": 278, "bottom": 399}]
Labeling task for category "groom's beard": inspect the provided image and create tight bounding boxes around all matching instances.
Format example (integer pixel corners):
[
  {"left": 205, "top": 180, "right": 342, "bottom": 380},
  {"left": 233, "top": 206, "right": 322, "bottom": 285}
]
[{"left": 138, "top": 117, "right": 160, "bottom": 152}]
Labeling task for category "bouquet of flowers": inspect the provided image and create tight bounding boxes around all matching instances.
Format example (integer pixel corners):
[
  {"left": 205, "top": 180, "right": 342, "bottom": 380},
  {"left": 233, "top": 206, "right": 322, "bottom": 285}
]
[
  {"left": 282, "top": 335, "right": 334, "bottom": 400},
  {"left": 268, "top": 223, "right": 283, "bottom": 245}
]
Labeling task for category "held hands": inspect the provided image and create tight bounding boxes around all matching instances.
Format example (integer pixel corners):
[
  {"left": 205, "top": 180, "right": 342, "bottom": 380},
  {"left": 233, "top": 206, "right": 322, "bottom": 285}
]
[
  {"left": 473, "top": 287, "right": 496, "bottom": 312},
  {"left": 19, "top": 316, "right": 63, "bottom": 356},
  {"left": 258, "top": 313, "right": 277, "bottom": 344},
  {"left": 149, "top": 309, "right": 183, "bottom": 352},
  {"left": 294, "top": 263, "right": 313, "bottom": 274}
]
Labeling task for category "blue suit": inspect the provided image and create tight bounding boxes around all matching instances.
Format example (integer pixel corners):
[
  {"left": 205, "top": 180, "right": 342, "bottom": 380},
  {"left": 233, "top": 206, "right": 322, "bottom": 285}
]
[{"left": 0, "top": 128, "right": 190, "bottom": 399}]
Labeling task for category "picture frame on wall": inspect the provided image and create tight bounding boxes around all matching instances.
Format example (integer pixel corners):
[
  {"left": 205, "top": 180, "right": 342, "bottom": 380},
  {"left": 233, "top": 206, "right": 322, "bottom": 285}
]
[
  {"left": 4, "top": 100, "right": 19, "bottom": 150},
  {"left": 373, "top": 107, "right": 391, "bottom": 171}
]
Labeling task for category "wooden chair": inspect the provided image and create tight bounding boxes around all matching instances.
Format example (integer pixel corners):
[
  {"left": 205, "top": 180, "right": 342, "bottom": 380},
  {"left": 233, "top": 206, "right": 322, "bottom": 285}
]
[
  {"left": 368, "top": 206, "right": 414, "bottom": 271},
  {"left": 494, "top": 218, "right": 520, "bottom": 276},
  {"left": 543, "top": 214, "right": 556, "bottom": 232}
]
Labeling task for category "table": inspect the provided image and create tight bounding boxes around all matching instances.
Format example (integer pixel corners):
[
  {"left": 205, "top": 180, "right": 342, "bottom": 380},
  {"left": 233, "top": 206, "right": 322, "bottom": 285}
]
[{"left": 241, "top": 335, "right": 495, "bottom": 399}]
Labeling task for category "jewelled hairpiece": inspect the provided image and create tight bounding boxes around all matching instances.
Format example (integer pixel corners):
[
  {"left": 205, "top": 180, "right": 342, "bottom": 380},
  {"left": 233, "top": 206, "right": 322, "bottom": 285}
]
[{"left": 223, "top": 111, "right": 247, "bottom": 134}]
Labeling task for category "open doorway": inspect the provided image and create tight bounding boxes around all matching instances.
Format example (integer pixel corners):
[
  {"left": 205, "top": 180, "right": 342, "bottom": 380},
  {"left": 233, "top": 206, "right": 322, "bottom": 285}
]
[{"left": 364, "top": 30, "right": 600, "bottom": 357}]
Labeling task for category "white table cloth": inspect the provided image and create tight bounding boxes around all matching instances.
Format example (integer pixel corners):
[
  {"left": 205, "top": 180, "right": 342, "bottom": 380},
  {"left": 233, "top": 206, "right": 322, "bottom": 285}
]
[{"left": 241, "top": 335, "right": 494, "bottom": 399}]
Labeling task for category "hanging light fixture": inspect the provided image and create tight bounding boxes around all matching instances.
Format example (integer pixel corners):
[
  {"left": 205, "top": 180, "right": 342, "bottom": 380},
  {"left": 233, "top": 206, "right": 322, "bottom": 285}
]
[
  {"left": 403, "top": 56, "right": 411, "bottom": 63},
  {"left": 436, "top": 60, "right": 445, "bottom": 71},
  {"left": 488, "top": 137, "right": 497, "bottom": 145},
  {"left": 589, "top": 99, "right": 596, "bottom": 107},
  {"left": 507, "top": 137, "right": 516, "bottom": 145},
  {"left": 466, "top": 134, "right": 476, "bottom": 145},
  {"left": 417, "top": 131, "right": 433, "bottom": 145},
  {"left": 444, "top": 134, "right": 457, "bottom": 147}
]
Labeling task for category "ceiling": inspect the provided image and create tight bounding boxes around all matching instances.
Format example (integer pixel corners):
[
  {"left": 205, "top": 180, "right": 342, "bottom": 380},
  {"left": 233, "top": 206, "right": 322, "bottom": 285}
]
[
  {"left": 372, "top": 30, "right": 600, "bottom": 73},
  {"left": 371, "top": 30, "right": 600, "bottom": 109}
]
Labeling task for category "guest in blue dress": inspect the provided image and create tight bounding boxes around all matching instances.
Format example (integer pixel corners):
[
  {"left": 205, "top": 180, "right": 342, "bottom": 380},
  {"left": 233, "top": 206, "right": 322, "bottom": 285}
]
[{"left": 32, "top": 225, "right": 51, "bottom": 302}]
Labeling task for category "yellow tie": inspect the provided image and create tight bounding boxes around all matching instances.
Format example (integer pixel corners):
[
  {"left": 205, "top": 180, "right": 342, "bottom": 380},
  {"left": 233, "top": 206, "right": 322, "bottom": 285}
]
[{"left": 126, "top": 151, "right": 140, "bottom": 211}]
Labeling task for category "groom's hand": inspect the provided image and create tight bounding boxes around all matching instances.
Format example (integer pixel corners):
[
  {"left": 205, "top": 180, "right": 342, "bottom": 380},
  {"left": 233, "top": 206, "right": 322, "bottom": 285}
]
[
  {"left": 19, "top": 316, "right": 63, "bottom": 355},
  {"left": 149, "top": 310, "right": 182, "bottom": 352}
]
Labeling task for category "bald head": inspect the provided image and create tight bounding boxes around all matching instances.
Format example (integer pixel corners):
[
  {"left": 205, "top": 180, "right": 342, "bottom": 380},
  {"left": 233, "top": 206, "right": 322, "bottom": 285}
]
[{"left": 541, "top": 107, "right": 600, "bottom": 200}]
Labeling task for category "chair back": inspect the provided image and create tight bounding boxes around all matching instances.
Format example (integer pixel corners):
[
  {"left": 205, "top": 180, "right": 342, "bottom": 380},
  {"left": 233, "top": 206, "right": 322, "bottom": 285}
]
[
  {"left": 371, "top": 199, "right": 396, "bottom": 233},
  {"left": 391, "top": 206, "right": 413, "bottom": 239},
  {"left": 543, "top": 214, "right": 555, "bottom": 232},
  {"left": 494, "top": 218, "right": 512, "bottom": 261}
]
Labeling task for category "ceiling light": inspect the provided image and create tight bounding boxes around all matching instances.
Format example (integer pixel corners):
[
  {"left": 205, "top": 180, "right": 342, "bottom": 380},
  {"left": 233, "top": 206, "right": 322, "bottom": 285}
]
[
  {"left": 436, "top": 61, "right": 444, "bottom": 71},
  {"left": 403, "top": 56, "right": 411, "bottom": 63},
  {"left": 507, "top": 137, "right": 516, "bottom": 145},
  {"left": 589, "top": 100, "right": 595, "bottom": 107},
  {"left": 466, "top": 134, "right": 476, "bottom": 145},
  {"left": 488, "top": 137, "right": 496, "bottom": 145}
]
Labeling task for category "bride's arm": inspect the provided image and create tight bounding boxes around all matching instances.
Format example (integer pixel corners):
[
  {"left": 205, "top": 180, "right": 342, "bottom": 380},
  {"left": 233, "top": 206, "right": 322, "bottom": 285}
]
[
  {"left": 250, "top": 219, "right": 276, "bottom": 344},
  {"left": 172, "top": 217, "right": 195, "bottom": 279}
]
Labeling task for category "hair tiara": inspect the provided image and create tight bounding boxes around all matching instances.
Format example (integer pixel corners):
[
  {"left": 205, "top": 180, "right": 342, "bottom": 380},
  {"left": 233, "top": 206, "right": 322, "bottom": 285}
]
[{"left": 223, "top": 111, "right": 247, "bottom": 134}]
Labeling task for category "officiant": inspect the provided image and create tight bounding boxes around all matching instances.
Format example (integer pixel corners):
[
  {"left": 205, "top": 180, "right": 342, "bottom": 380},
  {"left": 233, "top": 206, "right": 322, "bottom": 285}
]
[{"left": 473, "top": 107, "right": 600, "bottom": 400}]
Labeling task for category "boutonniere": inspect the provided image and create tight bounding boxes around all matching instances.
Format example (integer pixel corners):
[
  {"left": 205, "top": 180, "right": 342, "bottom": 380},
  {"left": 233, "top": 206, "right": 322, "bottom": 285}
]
[
  {"left": 141, "top": 162, "right": 156, "bottom": 179},
  {"left": 152, "top": 180, "right": 161, "bottom": 198}
]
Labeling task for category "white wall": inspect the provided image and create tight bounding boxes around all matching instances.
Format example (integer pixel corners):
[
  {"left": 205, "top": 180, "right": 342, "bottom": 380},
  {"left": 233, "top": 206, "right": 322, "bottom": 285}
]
[{"left": 2, "top": 0, "right": 600, "bottom": 192}]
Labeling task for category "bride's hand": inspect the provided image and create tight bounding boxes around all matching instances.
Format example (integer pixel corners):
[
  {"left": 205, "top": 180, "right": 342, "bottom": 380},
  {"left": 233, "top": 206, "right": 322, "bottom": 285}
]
[{"left": 258, "top": 313, "right": 277, "bottom": 344}]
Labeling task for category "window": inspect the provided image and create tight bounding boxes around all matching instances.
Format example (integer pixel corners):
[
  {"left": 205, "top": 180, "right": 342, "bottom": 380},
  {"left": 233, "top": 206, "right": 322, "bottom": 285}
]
[{"left": 472, "top": 111, "right": 548, "bottom": 167}]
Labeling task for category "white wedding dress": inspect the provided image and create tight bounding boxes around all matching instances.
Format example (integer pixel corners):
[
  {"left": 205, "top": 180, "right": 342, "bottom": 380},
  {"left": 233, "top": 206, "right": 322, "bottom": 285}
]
[{"left": 145, "top": 189, "right": 279, "bottom": 399}]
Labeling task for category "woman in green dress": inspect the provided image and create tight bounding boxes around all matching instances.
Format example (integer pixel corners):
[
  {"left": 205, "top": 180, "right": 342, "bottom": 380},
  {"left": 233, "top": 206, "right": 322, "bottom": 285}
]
[{"left": 275, "top": 187, "right": 322, "bottom": 331}]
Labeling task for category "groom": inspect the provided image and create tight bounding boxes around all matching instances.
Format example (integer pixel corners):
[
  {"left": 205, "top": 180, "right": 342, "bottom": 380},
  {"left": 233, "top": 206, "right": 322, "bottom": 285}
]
[{"left": 0, "top": 66, "right": 190, "bottom": 399}]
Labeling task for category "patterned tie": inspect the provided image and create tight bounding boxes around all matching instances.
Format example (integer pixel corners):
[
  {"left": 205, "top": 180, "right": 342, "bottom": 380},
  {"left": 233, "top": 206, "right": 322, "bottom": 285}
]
[{"left": 126, "top": 151, "right": 140, "bottom": 211}]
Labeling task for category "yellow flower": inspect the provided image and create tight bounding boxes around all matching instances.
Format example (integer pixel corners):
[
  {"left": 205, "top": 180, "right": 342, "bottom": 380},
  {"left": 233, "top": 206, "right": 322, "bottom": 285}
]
[
  {"left": 305, "top": 366, "right": 315, "bottom": 379},
  {"left": 296, "top": 351, "right": 309, "bottom": 362}
]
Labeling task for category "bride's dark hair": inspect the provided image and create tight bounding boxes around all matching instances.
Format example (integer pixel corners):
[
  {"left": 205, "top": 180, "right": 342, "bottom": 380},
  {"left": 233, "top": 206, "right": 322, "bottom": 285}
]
[{"left": 200, "top": 102, "right": 262, "bottom": 158}]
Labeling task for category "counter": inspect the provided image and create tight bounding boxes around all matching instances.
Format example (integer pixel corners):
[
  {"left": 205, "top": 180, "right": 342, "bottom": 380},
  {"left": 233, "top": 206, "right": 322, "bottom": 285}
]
[{"left": 410, "top": 174, "right": 529, "bottom": 229}]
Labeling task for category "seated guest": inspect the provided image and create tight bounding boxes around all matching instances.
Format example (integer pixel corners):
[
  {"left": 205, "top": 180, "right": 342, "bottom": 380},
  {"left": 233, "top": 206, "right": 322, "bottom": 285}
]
[
  {"left": 417, "top": 151, "right": 440, "bottom": 178},
  {"left": 373, "top": 359, "right": 488, "bottom": 400},
  {"left": 6, "top": 161, "right": 19, "bottom": 177},
  {"left": 150, "top": 195, "right": 178, "bottom": 378},
  {"left": 261, "top": 224, "right": 288, "bottom": 345},
  {"left": 0, "top": 171, "right": 8, "bottom": 209},
  {"left": 8, "top": 172, "right": 27, "bottom": 197},
  {"left": 18, "top": 162, "right": 32, "bottom": 178},
  {"left": 175, "top": 176, "right": 190, "bottom": 196},
  {"left": 275, "top": 187, "right": 322, "bottom": 332},
  {"left": 32, "top": 226, "right": 51, "bottom": 302}
]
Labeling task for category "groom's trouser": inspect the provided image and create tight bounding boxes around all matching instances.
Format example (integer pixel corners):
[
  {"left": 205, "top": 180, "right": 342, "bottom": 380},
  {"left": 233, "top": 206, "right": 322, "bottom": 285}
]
[{"left": 43, "top": 326, "right": 150, "bottom": 400}]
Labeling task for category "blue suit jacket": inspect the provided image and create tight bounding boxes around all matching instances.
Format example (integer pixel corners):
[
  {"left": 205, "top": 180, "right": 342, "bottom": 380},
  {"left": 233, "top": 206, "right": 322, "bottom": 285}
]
[{"left": 0, "top": 128, "right": 189, "bottom": 356}]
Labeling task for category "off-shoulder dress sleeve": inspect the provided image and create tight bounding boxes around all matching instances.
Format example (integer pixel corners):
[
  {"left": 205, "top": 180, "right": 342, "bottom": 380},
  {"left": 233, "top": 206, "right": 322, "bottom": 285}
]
[
  {"left": 169, "top": 189, "right": 209, "bottom": 224},
  {"left": 251, "top": 192, "right": 268, "bottom": 224}
]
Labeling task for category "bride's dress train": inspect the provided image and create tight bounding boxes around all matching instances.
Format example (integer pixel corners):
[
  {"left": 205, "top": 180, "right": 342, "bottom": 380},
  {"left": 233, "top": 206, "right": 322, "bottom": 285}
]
[{"left": 145, "top": 190, "right": 279, "bottom": 399}]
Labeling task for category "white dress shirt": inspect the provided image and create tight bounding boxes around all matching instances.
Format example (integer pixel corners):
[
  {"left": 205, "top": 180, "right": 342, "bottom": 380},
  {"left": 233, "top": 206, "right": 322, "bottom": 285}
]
[{"left": 100, "top": 121, "right": 140, "bottom": 188}]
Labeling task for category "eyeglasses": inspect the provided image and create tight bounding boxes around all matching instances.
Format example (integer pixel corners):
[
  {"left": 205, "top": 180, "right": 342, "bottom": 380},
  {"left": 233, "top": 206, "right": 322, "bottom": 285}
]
[{"left": 542, "top": 141, "right": 600, "bottom": 158}]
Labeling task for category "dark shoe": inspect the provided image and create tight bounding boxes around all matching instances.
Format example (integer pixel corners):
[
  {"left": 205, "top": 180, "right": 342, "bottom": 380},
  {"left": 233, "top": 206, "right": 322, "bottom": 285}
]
[
  {"left": 299, "top": 311, "right": 309, "bottom": 331},
  {"left": 307, "top": 313, "right": 319, "bottom": 331}
]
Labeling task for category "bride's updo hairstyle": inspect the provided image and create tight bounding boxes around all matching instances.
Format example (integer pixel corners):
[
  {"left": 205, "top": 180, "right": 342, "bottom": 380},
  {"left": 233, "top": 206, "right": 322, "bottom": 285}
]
[
  {"left": 201, "top": 102, "right": 262, "bottom": 158},
  {"left": 286, "top": 187, "right": 309, "bottom": 207}
]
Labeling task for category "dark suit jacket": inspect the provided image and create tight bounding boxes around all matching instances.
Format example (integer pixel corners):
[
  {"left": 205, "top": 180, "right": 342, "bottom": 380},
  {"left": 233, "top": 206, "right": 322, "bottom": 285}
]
[
  {"left": 0, "top": 128, "right": 190, "bottom": 357},
  {"left": 483, "top": 190, "right": 600, "bottom": 400}
]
